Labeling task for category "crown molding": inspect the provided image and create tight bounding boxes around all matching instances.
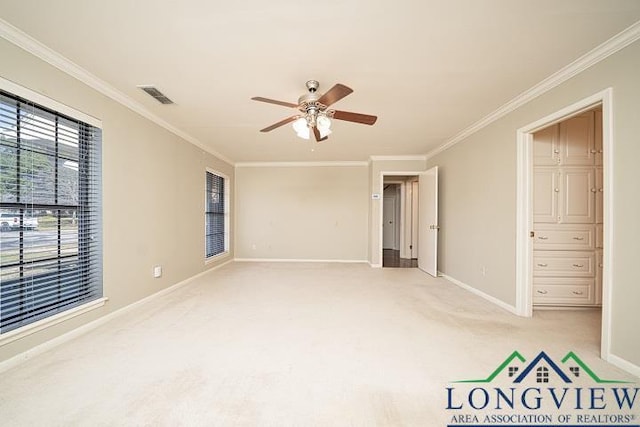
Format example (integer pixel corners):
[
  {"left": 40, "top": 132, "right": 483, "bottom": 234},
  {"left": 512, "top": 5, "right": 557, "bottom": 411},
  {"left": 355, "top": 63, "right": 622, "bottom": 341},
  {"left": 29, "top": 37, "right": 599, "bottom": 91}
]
[
  {"left": 369, "top": 155, "right": 427, "bottom": 161},
  {"left": 426, "top": 20, "right": 640, "bottom": 160},
  {"left": 0, "top": 75, "right": 102, "bottom": 128},
  {"left": 0, "top": 18, "right": 234, "bottom": 165},
  {"left": 235, "top": 161, "right": 369, "bottom": 168}
]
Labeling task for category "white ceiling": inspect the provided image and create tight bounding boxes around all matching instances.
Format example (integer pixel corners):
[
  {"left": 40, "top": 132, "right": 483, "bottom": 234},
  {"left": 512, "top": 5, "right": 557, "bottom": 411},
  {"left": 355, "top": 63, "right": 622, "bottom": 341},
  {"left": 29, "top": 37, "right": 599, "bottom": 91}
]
[{"left": 2, "top": 1, "right": 640, "bottom": 163}]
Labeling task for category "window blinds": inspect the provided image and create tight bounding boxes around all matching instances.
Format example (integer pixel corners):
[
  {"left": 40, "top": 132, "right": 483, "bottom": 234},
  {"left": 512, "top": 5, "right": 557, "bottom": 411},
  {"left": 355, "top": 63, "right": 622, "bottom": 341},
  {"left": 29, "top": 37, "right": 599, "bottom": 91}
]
[
  {"left": 0, "top": 90, "right": 102, "bottom": 333},
  {"left": 205, "top": 172, "right": 225, "bottom": 258}
]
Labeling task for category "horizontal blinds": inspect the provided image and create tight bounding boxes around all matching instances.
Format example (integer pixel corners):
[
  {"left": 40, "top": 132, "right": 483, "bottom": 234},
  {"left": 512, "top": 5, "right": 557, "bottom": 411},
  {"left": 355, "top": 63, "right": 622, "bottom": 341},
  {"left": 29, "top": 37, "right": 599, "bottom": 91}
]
[
  {"left": 0, "top": 90, "right": 102, "bottom": 333},
  {"left": 205, "top": 172, "right": 225, "bottom": 257}
]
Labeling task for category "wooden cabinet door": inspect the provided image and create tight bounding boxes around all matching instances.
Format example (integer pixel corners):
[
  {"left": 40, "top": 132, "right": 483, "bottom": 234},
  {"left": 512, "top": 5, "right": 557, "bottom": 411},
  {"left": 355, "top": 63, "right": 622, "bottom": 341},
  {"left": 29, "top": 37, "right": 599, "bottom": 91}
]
[
  {"left": 560, "top": 167, "right": 595, "bottom": 223},
  {"left": 533, "top": 125, "right": 559, "bottom": 166},
  {"left": 559, "top": 111, "right": 595, "bottom": 166},
  {"left": 594, "top": 109, "right": 603, "bottom": 166},
  {"left": 534, "top": 167, "right": 559, "bottom": 223},
  {"left": 596, "top": 167, "right": 603, "bottom": 223}
]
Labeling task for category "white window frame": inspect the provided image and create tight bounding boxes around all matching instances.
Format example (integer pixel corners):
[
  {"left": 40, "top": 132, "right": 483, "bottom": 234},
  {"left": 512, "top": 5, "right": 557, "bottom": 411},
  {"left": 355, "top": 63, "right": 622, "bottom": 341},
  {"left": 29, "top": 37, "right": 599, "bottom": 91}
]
[
  {"left": 0, "top": 77, "right": 106, "bottom": 346},
  {"left": 205, "top": 168, "right": 230, "bottom": 262}
]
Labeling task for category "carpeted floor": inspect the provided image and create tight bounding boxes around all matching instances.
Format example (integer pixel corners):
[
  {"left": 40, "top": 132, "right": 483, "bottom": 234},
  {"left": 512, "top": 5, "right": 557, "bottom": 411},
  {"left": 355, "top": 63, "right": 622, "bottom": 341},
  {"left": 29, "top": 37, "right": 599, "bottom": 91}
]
[{"left": 0, "top": 262, "right": 636, "bottom": 426}]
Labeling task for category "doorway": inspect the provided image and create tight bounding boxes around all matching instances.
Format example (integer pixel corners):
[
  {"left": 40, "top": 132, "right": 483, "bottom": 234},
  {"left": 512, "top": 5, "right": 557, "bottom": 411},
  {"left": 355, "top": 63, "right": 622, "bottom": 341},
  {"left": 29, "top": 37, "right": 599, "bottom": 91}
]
[
  {"left": 531, "top": 106, "right": 603, "bottom": 308},
  {"left": 382, "top": 178, "right": 417, "bottom": 268},
  {"left": 516, "top": 89, "right": 612, "bottom": 360},
  {"left": 380, "top": 168, "right": 439, "bottom": 274}
]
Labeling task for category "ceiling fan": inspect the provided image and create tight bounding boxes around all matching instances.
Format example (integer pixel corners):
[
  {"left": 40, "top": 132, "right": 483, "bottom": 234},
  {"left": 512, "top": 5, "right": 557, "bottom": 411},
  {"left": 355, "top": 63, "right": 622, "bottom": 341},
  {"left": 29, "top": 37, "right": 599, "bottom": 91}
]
[{"left": 251, "top": 80, "right": 377, "bottom": 142}]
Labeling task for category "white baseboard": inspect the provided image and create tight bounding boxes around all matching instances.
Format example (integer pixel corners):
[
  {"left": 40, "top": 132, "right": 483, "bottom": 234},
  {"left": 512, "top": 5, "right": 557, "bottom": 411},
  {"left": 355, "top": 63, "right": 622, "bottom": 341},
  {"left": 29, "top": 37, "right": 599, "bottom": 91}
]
[
  {"left": 0, "top": 260, "right": 233, "bottom": 374},
  {"left": 234, "top": 258, "right": 368, "bottom": 264},
  {"left": 608, "top": 353, "right": 640, "bottom": 379},
  {"left": 439, "top": 273, "right": 518, "bottom": 315},
  {"left": 369, "top": 262, "right": 382, "bottom": 268}
]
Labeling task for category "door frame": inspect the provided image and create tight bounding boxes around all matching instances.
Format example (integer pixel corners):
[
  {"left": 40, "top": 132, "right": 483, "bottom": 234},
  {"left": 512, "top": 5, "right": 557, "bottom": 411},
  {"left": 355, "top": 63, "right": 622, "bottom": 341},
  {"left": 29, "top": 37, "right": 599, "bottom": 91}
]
[
  {"left": 515, "top": 88, "right": 613, "bottom": 361},
  {"left": 379, "top": 173, "right": 418, "bottom": 266},
  {"left": 410, "top": 180, "right": 420, "bottom": 259}
]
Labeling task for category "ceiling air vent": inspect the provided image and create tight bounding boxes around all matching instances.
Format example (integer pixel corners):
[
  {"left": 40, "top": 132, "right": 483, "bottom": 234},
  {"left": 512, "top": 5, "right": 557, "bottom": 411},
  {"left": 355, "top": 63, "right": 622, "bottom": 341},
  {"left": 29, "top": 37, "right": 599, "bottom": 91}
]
[{"left": 137, "top": 85, "right": 174, "bottom": 105}]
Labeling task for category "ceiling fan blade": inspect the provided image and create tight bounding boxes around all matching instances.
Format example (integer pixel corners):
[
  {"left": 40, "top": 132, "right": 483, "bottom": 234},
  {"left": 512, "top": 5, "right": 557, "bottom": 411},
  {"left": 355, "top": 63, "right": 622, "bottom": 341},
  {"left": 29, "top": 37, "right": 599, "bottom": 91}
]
[
  {"left": 313, "top": 127, "right": 328, "bottom": 142},
  {"left": 260, "top": 116, "right": 298, "bottom": 132},
  {"left": 251, "top": 97, "right": 298, "bottom": 108},
  {"left": 332, "top": 110, "right": 378, "bottom": 125},
  {"left": 317, "top": 84, "right": 353, "bottom": 107}
]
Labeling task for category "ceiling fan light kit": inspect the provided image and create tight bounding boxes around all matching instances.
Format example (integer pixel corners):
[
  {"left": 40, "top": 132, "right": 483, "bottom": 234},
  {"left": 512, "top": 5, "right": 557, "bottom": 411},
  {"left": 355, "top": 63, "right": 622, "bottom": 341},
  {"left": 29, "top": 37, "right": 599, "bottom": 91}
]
[{"left": 252, "top": 80, "right": 377, "bottom": 142}]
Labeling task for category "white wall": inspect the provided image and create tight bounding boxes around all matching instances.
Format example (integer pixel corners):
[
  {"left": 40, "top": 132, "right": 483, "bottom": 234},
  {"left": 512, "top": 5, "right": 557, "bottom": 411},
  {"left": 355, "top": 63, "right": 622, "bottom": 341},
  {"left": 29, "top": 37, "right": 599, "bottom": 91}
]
[
  {"left": 0, "top": 38, "right": 234, "bottom": 363},
  {"left": 235, "top": 165, "right": 369, "bottom": 261},
  {"left": 428, "top": 40, "right": 640, "bottom": 368}
]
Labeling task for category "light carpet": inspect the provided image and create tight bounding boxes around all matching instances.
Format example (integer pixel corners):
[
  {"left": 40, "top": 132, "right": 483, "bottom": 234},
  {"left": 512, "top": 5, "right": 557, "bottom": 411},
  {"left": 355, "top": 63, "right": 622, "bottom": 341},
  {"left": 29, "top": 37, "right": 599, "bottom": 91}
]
[{"left": 0, "top": 262, "right": 636, "bottom": 426}]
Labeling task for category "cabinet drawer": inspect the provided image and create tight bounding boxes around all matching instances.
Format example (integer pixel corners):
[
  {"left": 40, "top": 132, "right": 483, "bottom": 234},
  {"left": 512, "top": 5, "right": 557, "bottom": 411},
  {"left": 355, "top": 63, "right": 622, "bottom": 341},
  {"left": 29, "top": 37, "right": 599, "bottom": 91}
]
[
  {"left": 533, "top": 251, "right": 595, "bottom": 277},
  {"left": 533, "top": 278, "right": 594, "bottom": 305},
  {"left": 533, "top": 224, "right": 594, "bottom": 250}
]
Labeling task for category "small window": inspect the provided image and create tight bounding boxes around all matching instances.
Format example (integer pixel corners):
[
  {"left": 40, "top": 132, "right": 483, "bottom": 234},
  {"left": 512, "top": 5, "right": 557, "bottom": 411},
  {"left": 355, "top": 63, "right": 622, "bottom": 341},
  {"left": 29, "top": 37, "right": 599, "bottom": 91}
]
[
  {"left": 205, "top": 171, "right": 228, "bottom": 258},
  {"left": 0, "top": 89, "right": 102, "bottom": 334},
  {"left": 570, "top": 366, "right": 580, "bottom": 377},
  {"left": 536, "top": 366, "right": 549, "bottom": 383}
]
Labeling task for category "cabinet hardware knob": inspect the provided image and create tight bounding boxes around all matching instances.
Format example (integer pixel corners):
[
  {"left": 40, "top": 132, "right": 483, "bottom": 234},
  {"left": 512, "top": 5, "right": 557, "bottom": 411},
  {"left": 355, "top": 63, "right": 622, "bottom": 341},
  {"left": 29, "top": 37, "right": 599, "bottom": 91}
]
[
  {"left": 537, "top": 290, "right": 548, "bottom": 295},
  {"left": 572, "top": 291, "right": 584, "bottom": 295},
  {"left": 591, "top": 188, "right": 597, "bottom": 193},
  {"left": 591, "top": 149, "right": 597, "bottom": 154},
  {"left": 599, "top": 188, "right": 603, "bottom": 192},
  {"left": 554, "top": 149, "right": 560, "bottom": 154},
  {"left": 554, "top": 188, "right": 560, "bottom": 192},
  {"left": 537, "top": 263, "right": 548, "bottom": 267},
  {"left": 598, "top": 149, "right": 603, "bottom": 153},
  {"left": 572, "top": 237, "right": 584, "bottom": 241},
  {"left": 538, "top": 236, "right": 549, "bottom": 240},
  {"left": 572, "top": 264, "right": 584, "bottom": 268}
]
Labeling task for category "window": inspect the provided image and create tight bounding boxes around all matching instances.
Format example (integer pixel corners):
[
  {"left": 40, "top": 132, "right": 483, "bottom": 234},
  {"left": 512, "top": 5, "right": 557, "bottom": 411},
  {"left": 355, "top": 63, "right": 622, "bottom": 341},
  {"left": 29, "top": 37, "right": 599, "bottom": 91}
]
[
  {"left": 536, "top": 366, "right": 549, "bottom": 383},
  {"left": 0, "top": 89, "right": 102, "bottom": 334},
  {"left": 205, "top": 171, "right": 227, "bottom": 258}
]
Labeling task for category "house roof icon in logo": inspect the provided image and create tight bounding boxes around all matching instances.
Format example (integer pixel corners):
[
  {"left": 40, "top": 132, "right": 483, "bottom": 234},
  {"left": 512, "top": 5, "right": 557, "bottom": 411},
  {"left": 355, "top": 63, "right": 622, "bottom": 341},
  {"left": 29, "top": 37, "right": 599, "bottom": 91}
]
[
  {"left": 513, "top": 351, "right": 572, "bottom": 383},
  {"left": 453, "top": 350, "right": 631, "bottom": 384},
  {"left": 561, "top": 351, "right": 629, "bottom": 384}
]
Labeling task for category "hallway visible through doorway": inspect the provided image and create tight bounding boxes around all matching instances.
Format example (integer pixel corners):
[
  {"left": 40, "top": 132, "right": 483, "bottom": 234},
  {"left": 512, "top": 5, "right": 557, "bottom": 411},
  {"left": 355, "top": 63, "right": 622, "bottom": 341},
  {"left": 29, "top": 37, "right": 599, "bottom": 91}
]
[{"left": 381, "top": 175, "right": 420, "bottom": 269}]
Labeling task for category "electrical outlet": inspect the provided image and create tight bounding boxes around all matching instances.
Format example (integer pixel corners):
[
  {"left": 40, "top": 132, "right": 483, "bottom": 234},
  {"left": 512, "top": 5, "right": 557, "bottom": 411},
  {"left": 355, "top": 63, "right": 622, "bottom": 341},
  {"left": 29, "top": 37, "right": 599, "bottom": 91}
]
[
  {"left": 153, "top": 266, "right": 162, "bottom": 278},
  {"left": 481, "top": 266, "right": 487, "bottom": 276}
]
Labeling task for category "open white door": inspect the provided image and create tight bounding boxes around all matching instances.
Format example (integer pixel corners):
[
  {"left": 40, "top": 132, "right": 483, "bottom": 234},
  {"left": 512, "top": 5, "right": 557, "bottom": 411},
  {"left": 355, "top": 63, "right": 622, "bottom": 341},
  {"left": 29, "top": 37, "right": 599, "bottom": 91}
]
[{"left": 418, "top": 166, "right": 438, "bottom": 276}]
